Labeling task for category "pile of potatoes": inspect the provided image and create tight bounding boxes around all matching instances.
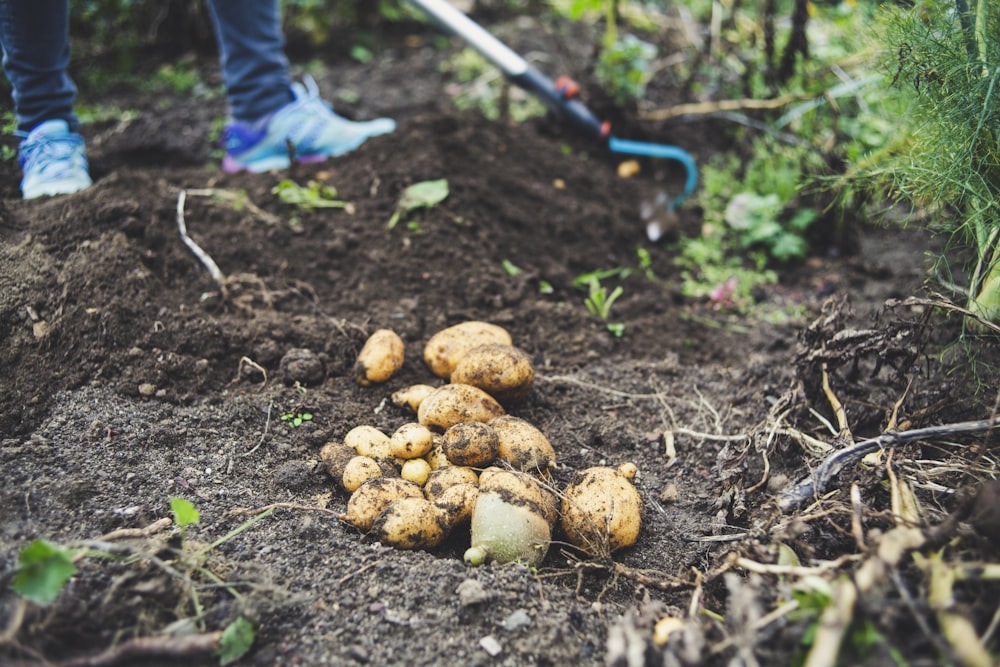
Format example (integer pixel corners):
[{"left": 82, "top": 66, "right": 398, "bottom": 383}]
[{"left": 322, "top": 321, "right": 643, "bottom": 566}]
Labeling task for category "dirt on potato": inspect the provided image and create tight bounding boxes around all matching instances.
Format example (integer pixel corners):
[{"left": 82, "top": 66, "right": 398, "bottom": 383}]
[{"left": 2, "top": 9, "right": 999, "bottom": 667}]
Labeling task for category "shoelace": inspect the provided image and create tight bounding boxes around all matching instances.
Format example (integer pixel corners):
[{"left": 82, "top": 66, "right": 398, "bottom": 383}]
[{"left": 21, "top": 133, "right": 85, "bottom": 171}]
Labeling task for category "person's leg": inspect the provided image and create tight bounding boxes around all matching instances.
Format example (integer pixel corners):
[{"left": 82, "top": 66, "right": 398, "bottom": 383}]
[
  {"left": 0, "top": 0, "right": 91, "bottom": 198},
  {"left": 0, "top": 0, "right": 80, "bottom": 133},
  {"left": 205, "top": 0, "right": 293, "bottom": 123},
  {"left": 207, "top": 0, "right": 395, "bottom": 173}
]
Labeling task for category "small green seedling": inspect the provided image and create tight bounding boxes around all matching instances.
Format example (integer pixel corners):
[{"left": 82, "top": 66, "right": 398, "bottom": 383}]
[
  {"left": 584, "top": 276, "right": 624, "bottom": 321},
  {"left": 281, "top": 411, "right": 313, "bottom": 428},
  {"left": 387, "top": 179, "right": 449, "bottom": 229},
  {"left": 501, "top": 259, "right": 523, "bottom": 276},
  {"left": 272, "top": 179, "right": 351, "bottom": 210}
]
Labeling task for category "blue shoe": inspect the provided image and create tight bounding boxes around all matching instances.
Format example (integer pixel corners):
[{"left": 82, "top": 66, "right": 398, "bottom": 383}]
[
  {"left": 18, "top": 120, "right": 93, "bottom": 199},
  {"left": 221, "top": 76, "right": 396, "bottom": 173}
]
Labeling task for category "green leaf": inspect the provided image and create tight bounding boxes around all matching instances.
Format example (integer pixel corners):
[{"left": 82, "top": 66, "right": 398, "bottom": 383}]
[
  {"left": 272, "top": 180, "right": 349, "bottom": 210},
  {"left": 170, "top": 497, "right": 200, "bottom": 528},
  {"left": 217, "top": 616, "right": 256, "bottom": 666},
  {"left": 12, "top": 539, "right": 77, "bottom": 605},
  {"left": 501, "top": 259, "right": 523, "bottom": 276},
  {"left": 388, "top": 179, "right": 449, "bottom": 229}
]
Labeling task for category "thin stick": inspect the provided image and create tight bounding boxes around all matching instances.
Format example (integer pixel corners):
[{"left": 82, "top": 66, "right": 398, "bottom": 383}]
[
  {"left": 57, "top": 631, "right": 222, "bottom": 667},
  {"left": 176, "top": 189, "right": 226, "bottom": 291},
  {"left": 778, "top": 419, "right": 1000, "bottom": 512},
  {"left": 225, "top": 502, "right": 342, "bottom": 519},
  {"left": 640, "top": 91, "right": 815, "bottom": 121},
  {"left": 98, "top": 517, "right": 173, "bottom": 542},
  {"left": 243, "top": 400, "right": 273, "bottom": 457}
]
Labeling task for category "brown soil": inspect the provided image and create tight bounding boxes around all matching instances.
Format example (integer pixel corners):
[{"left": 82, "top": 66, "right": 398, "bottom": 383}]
[{"left": 2, "top": 11, "right": 999, "bottom": 667}]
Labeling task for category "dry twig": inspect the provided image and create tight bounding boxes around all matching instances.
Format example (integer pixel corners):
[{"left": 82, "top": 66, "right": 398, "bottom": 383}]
[{"left": 57, "top": 630, "right": 222, "bottom": 667}]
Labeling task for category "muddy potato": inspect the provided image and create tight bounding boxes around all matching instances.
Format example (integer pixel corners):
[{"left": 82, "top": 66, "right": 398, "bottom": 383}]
[
  {"left": 424, "top": 465, "right": 479, "bottom": 501},
  {"left": 417, "top": 383, "right": 505, "bottom": 431},
  {"left": 401, "top": 458, "right": 432, "bottom": 486},
  {"left": 441, "top": 421, "right": 499, "bottom": 467},
  {"left": 450, "top": 343, "right": 535, "bottom": 403},
  {"left": 489, "top": 415, "right": 556, "bottom": 473},
  {"left": 391, "top": 384, "right": 437, "bottom": 414},
  {"left": 433, "top": 482, "right": 479, "bottom": 527},
  {"left": 423, "top": 321, "right": 513, "bottom": 379},
  {"left": 318, "top": 442, "right": 355, "bottom": 482},
  {"left": 424, "top": 437, "right": 451, "bottom": 470},
  {"left": 341, "top": 478, "right": 424, "bottom": 531},
  {"left": 355, "top": 329, "right": 405, "bottom": 386},
  {"left": 374, "top": 497, "right": 452, "bottom": 550},
  {"left": 344, "top": 425, "right": 392, "bottom": 459},
  {"left": 389, "top": 422, "right": 434, "bottom": 460},
  {"left": 465, "top": 469, "right": 551, "bottom": 567},
  {"left": 560, "top": 464, "right": 642, "bottom": 554},
  {"left": 341, "top": 455, "right": 384, "bottom": 492}
]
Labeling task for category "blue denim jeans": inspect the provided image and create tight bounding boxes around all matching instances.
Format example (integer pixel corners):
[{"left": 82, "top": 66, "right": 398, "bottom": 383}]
[{"left": 0, "top": 0, "right": 295, "bottom": 134}]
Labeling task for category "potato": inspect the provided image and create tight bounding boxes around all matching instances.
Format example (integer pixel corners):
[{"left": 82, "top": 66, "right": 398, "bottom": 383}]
[
  {"left": 450, "top": 343, "right": 535, "bottom": 403},
  {"left": 341, "top": 477, "right": 424, "bottom": 531},
  {"left": 433, "top": 482, "right": 479, "bottom": 527},
  {"left": 424, "top": 437, "right": 451, "bottom": 470},
  {"left": 389, "top": 422, "right": 434, "bottom": 459},
  {"left": 417, "top": 383, "right": 505, "bottom": 431},
  {"left": 391, "top": 384, "right": 437, "bottom": 414},
  {"left": 342, "top": 455, "right": 384, "bottom": 492},
  {"left": 374, "top": 497, "right": 452, "bottom": 550},
  {"left": 560, "top": 464, "right": 642, "bottom": 554},
  {"left": 465, "top": 469, "right": 551, "bottom": 567},
  {"left": 424, "top": 466, "right": 479, "bottom": 501},
  {"left": 344, "top": 425, "right": 392, "bottom": 459},
  {"left": 318, "top": 442, "right": 355, "bottom": 482},
  {"left": 489, "top": 415, "right": 556, "bottom": 474},
  {"left": 401, "top": 458, "right": 432, "bottom": 486},
  {"left": 441, "top": 421, "right": 499, "bottom": 467},
  {"left": 423, "top": 321, "right": 513, "bottom": 379},
  {"left": 355, "top": 329, "right": 405, "bottom": 386}
]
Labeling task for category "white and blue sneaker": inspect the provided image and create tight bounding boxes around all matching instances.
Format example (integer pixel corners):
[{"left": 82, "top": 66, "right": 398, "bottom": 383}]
[
  {"left": 221, "top": 76, "right": 395, "bottom": 174},
  {"left": 18, "top": 119, "right": 93, "bottom": 199}
]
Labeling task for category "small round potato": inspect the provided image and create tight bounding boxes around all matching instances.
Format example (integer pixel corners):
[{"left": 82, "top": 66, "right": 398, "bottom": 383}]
[
  {"left": 374, "top": 497, "right": 452, "bottom": 550},
  {"left": 450, "top": 343, "right": 535, "bottom": 404},
  {"left": 342, "top": 455, "right": 384, "bottom": 492},
  {"left": 401, "top": 458, "right": 432, "bottom": 486},
  {"left": 417, "top": 383, "right": 505, "bottom": 431},
  {"left": 355, "top": 329, "right": 405, "bottom": 386},
  {"left": 423, "top": 321, "right": 513, "bottom": 379},
  {"left": 560, "top": 465, "right": 642, "bottom": 554},
  {"left": 423, "top": 466, "right": 479, "bottom": 501},
  {"left": 344, "top": 425, "right": 392, "bottom": 459},
  {"left": 489, "top": 415, "right": 556, "bottom": 474},
  {"left": 341, "top": 477, "right": 424, "bottom": 531},
  {"left": 391, "top": 384, "right": 437, "bottom": 414},
  {"left": 389, "top": 422, "right": 435, "bottom": 460},
  {"left": 441, "top": 421, "right": 499, "bottom": 467}
]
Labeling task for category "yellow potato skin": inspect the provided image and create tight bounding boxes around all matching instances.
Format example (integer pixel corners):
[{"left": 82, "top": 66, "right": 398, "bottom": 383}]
[
  {"left": 560, "top": 466, "right": 642, "bottom": 554},
  {"left": 450, "top": 343, "right": 535, "bottom": 403},
  {"left": 355, "top": 329, "right": 405, "bottom": 386},
  {"left": 391, "top": 384, "right": 437, "bottom": 414},
  {"left": 489, "top": 415, "right": 556, "bottom": 473},
  {"left": 417, "top": 383, "right": 505, "bottom": 431},
  {"left": 340, "top": 478, "right": 423, "bottom": 531},
  {"left": 375, "top": 497, "right": 451, "bottom": 550},
  {"left": 441, "top": 421, "right": 499, "bottom": 467},
  {"left": 345, "top": 425, "right": 392, "bottom": 459},
  {"left": 422, "top": 321, "right": 512, "bottom": 379}
]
